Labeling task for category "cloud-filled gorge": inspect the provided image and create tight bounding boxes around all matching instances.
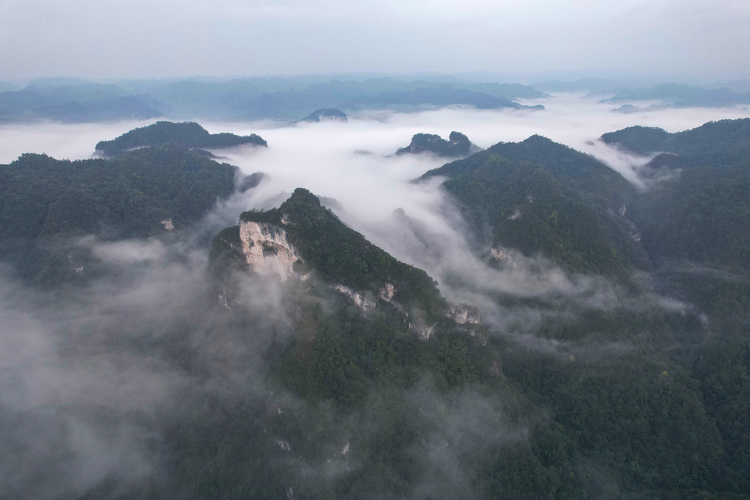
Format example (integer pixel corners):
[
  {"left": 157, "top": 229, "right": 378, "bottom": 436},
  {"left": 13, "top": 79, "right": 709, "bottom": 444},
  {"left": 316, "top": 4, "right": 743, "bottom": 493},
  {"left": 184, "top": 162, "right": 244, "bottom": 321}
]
[{"left": 2, "top": 94, "right": 750, "bottom": 498}]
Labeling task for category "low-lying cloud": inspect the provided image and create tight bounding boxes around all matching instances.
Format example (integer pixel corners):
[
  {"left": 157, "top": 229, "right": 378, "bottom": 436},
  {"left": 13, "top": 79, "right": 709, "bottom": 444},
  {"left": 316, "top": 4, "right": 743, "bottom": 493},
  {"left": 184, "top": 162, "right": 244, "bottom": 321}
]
[{"left": 1, "top": 94, "right": 748, "bottom": 496}]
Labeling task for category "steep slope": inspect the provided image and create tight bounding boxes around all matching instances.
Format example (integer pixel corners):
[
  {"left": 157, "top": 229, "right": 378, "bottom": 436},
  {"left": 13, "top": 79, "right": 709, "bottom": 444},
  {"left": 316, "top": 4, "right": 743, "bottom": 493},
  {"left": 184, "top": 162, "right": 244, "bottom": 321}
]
[
  {"left": 203, "top": 189, "right": 591, "bottom": 499},
  {"left": 603, "top": 119, "right": 750, "bottom": 317},
  {"left": 212, "top": 188, "right": 450, "bottom": 327},
  {"left": 95, "top": 121, "right": 267, "bottom": 156},
  {"left": 396, "top": 131, "right": 475, "bottom": 158},
  {"left": 600, "top": 119, "right": 750, "bottom": 492},
  {"left": 601, "top": 118, "right": 750, "bottom": 161},
  {"left": 205, "top": 188, "right": 740, "bottom": 498},
  {"left": 0, "top": 145, "right": 237, "bottom": 283},
  {"left": 422, "top": 135, "right": 646, "bottom": 277}
]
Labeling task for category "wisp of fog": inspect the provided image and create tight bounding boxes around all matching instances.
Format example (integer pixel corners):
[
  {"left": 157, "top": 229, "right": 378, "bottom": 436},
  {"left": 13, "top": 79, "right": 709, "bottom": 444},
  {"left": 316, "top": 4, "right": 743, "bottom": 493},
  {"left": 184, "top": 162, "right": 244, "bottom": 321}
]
[{"left": 2, "top": 94, "right": 749, "bottom": 497}]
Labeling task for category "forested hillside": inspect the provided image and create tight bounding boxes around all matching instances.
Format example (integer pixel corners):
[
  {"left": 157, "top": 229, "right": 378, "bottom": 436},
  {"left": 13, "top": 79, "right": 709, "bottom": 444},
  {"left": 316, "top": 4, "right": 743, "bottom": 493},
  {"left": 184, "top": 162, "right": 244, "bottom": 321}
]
[
  {"left": 2, "top": 119, "right": 750, "bottom": 498},
  {"left": 0, "top": 145, "right": 236, "bottom": 283}
]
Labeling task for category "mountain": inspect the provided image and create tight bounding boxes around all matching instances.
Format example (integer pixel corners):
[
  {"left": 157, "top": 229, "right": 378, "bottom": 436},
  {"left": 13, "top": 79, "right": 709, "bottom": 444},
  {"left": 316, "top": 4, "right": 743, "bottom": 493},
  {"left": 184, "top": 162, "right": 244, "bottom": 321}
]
[
  {"left": 0, "top": 80, "right": 19, "bottom": 93},
  {"left": 95, "top": 121, "right": 267, "bottom": 156},
  {"left": 4, "top": 119, "right": 750, "bottom": 499},
  {"left": 396, "top": 131, "right": 475, "bottom": 158},
  {"left": 212, "top": 188, "right": 451, "bottom": 326},
  {"left": 297, "top": 107, "right": 348, "bottom": 123},
  {"left": 598, "top": 120, "right": 750, "bottom": 493},
  {"left": 0, "top": 77, "right": 546, "bottom": 123},
  {"left": 419, "top": 127, "right": 750, "bottom": 496},
  {"left": 601, "top": 118, "right": 750, "bottom": 160},
  {"left": 202, "top": 189, "right": 582, "bottom": 498},
  {"left": 422, "top": 135, "right": 646, "bottom": 277},
  {"left": 603, "top": 119, "right": 750, "bottom": 321},
  {"left": 604, "top": 83, "right": 750, "bottom": 108},
  {"left": 0, "top": 86, "right": 163, "bottom": 123},
  {"left": 464, "top": 82, "right": 547, "bottom": 99},
  {"left": 0, "top": 145, "right": 237, "bottom": 284},
  {"left": 533, "top": 77, "right": 629, "bottom": 94},
  {"left": 202, "top": 181, "right": 739, "bottom": 498},
  {"left": 344, "top": 86, "right": 534, "bottom": 111}
]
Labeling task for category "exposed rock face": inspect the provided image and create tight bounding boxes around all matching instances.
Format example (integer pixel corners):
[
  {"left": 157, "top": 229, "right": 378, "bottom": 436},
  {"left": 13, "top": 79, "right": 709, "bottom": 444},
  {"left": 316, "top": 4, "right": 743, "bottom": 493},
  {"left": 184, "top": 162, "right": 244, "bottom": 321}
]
[
  {"left": 410, "top": 322, "right": 436, "bottom": 341},
  {"left": 395, "top": 131, "right": 474, "bottom": 158},
  {"left": 239, "top": 221, "right": 301, "bottom": 280},
  {"left": 491, "top": 247, "right": 512, "bottom": 262},
  {"left": 161, "top": 218, "right": 174, "bottom": 231},
  {"left": 379, "top": 283, "right": 396, "bottom": 302},
  {"left": 507, "top": 208, "right": 523, "bottom": 220},
  {"left": 450, "top": 304, "right": 481, "bottom": 325},
  {"left": 333, "top": 284, "right": 376, "bottom": 313}
]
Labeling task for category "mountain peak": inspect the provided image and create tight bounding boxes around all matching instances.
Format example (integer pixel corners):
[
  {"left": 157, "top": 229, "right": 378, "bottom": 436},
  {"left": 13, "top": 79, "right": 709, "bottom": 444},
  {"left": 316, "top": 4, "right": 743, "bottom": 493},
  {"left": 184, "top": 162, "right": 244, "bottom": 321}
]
[
  {"left": 215, "top": 189, "right": 450, "bottom": 324},
  {"left": 396, "top": 131, "right": 475, "bottom": 158},
  {"left": 95, "top": 121, "right": 267, "bottom": 156}
]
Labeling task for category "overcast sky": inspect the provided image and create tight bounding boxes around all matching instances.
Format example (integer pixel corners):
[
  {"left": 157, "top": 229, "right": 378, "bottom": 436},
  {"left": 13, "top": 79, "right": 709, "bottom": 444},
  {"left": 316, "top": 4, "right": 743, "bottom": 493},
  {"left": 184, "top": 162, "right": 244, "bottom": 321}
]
[{"left": 1, "top": 0, "right": 748, "bottom": 82}]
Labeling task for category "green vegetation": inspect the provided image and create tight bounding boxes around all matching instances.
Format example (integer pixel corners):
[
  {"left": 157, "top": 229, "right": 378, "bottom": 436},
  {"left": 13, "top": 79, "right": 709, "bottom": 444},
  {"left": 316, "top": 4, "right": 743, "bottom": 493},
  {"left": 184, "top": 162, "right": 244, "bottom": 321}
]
[
  {"left": 239, "top": 188, "right": 447, "bottom": 322},
  {"left": 203, "top": 188, "right": 589, "bottom": 499},
  {"left": 5, "top": 117, "right": 750, "bottom": 498},
  {"left": 396, "top": 131, "right": 473, "bottom": 158},
  {"left": 601, "top": 118, "right": 750, "bottom": 160},
  {"left": 95, "top": 121, "right": 267, "bottom": 156},
  {"left": 409, "top": 127, "right": 750, "bottom": 496},
  {"left": 0, "top": 145, "right": 236, "bottom": 283},
  {"left": 422, "top": 136, "right": 646, "bottom": 277}
]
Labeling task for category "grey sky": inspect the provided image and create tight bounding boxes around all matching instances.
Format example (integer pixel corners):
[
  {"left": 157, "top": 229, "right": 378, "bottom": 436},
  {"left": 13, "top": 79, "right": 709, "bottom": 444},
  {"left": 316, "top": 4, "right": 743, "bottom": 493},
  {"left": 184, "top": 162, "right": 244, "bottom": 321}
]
[{"left": 1, "top": 0, "right": 748, "bottom": 81}]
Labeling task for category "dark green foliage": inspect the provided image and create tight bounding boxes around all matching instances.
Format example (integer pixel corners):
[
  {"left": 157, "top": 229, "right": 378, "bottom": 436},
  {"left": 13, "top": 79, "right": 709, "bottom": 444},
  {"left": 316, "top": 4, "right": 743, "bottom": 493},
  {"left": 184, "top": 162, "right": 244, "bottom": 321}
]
[
  {"left": 0, "top": 146, "right": 236, "bottom": 283},
  {"left": 208, "top": 226, "right": 246, "bottom": 283},
  {"left": 599, "top": 122, "right": 750, "bottom": 496},
  {"left": 396, "top": 131, "right": 473, "bottom": 158},
  {"left": 626, "top": 146, "right": 750, "bottom": 333},
  {"left": 631, "top": 162, "right": 750, "bottom": 271},
  {"left": 422, "top": 137, "right": 646, "bottom": 277},
  {"left": 7, "top": 116, "right": 750, "bottom": 498},
  {"left": 601, "top": 118, "right": 750, "bottom": 161},
  {"left": 240, "top": 188, "right": 448, "bottom": 321},
  {"left": 485, "top": 135, "right": 634, "bottom": 206},
  {"left": 693, "top": 337, "right": 750, "bottom": 492},
  {"left": 95, "top": 121, "right": 267, "bottom": 156},
  {"left": 601, "top": 125, "right": 673, "bottom": 156},
  {"left": 199, "top": 187, "right": 592, "bottom": 498},
  {"left": 496, "top": 305, "right": 731, "bottom": 496}
]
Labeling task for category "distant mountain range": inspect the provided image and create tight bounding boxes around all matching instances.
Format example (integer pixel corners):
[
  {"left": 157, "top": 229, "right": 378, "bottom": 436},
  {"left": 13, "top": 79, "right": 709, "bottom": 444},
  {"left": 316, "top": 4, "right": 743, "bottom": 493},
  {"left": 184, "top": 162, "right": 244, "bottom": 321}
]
[
  {"left": 0, "top": 77, "right": 546, "bottom": 123},
  {"left": 296, "top": 108, "right": 348, "bottom": 123}
]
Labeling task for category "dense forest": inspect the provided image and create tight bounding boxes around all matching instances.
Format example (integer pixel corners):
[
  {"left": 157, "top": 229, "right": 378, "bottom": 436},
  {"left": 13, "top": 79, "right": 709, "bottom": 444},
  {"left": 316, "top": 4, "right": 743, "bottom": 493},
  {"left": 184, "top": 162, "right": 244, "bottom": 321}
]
[
  {"left": 95, "top": 121, "right": 267, "bottom": 156},
  {"left": 0, "top": 145, "right": 237, "bottom": 283},
  {"left": 396, "top": 131, "right": 474, "bottom": 158},
  {"left": 1, "top": 118, "right": 750, "bottom": 499}
]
